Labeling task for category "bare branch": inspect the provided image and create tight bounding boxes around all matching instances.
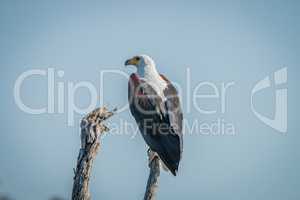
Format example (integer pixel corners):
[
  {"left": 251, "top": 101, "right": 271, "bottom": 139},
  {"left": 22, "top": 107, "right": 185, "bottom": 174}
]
[
  {"left": 144, "top": 150, "right": 160, "bottom": 200},
  {"left": 71, "top": 107, "right": 114, "bottom": 200}
]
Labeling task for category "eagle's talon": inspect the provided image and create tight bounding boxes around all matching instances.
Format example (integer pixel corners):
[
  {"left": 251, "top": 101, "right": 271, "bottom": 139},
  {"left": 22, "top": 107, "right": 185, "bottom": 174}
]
[{"left": 147, "top": 149, "right": 158, "bottom": 166}]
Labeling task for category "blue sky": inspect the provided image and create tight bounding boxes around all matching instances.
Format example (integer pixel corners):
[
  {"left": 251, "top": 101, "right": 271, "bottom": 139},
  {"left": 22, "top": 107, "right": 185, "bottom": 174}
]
[{"left": 0, "top": 0, "right": 299, "bottom": 199}]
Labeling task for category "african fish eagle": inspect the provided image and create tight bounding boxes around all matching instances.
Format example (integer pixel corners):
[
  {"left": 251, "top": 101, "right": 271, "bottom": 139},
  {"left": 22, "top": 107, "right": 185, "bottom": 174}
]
[{"left": 125, "top": 55, "right": 183, "bottom": 176}]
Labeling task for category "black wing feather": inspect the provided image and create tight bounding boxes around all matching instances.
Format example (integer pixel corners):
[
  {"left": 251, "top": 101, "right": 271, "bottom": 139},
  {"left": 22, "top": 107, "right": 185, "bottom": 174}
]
[{"left": 128, "top": 74, "right": 183, "bottom": 176}]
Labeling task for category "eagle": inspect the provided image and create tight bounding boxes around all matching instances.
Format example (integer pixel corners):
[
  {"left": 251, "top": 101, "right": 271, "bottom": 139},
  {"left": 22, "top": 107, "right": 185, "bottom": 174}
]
[{"left": 125, "top": 55, "right": 183, "bottom": 176}]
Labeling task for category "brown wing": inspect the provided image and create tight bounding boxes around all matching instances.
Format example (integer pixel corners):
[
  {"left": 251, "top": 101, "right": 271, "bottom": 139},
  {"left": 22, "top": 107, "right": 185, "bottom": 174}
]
[{"left": 128, "top": 73, "right": 183, "bottom": 175}]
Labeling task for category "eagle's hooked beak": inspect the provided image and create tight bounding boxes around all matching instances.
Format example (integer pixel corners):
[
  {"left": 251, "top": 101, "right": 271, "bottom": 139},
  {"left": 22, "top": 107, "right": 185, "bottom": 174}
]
[{"left": 125, "top": 57, "right": 139, "bottom": 67}]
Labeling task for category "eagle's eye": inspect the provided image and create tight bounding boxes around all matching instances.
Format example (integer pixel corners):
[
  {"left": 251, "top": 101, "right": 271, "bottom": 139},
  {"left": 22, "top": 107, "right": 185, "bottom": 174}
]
[{"left": 135, "top": 57, "right": 140, "bottom": 61}]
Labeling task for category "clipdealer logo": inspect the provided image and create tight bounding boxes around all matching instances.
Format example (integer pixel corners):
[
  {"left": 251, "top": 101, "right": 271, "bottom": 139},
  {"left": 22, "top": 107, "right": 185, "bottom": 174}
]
[
  {"left": 13, "top": 67, "right": 288, "bottom": 134},
  {"left": 251, "top": 67, "right": 287, "bottom": 133}
]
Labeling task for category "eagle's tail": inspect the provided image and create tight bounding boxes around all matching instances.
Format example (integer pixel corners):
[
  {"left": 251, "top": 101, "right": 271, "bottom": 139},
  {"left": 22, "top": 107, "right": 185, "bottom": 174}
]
[{"left": 159, "top": 158, "right": 178, "bottom": 176}]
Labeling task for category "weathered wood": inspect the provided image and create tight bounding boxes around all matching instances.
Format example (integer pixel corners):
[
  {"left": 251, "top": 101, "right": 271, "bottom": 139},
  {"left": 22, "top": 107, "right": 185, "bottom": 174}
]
[
  {"left": 143, "top": 150, "right": 160, "bottom": 200},
  {"left": 71, "top": 107, "right": 114, "bottom": 200}
]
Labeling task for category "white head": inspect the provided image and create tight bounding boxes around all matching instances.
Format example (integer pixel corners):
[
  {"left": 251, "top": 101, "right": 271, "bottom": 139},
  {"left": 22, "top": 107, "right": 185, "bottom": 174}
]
[
  {"left": 125, "top": 54, "right": 159, "bottom": 78},
  {"left": 125, "top": 54, "right": 168, "bottom": 99}
]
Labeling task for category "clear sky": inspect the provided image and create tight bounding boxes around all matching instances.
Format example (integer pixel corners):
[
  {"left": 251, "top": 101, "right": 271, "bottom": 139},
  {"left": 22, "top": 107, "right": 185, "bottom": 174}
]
[{"left": 0, "top": 0, "right": 299, "bottom": 199}]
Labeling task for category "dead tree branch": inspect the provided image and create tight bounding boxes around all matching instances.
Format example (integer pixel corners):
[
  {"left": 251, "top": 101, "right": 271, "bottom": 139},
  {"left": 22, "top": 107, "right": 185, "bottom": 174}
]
[
  {"left": 143, "top": 150, "right": 160, "bottom": 200},
  {"left": 71, "top": 107, "right": 161, "bottom": 200},
  {"left": 71, "top": 107, "right": 114, "bottom": 200}
]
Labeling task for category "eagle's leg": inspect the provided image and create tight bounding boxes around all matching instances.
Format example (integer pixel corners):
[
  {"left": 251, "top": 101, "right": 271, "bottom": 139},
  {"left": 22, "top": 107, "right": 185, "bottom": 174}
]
[{"left": 147, "top": 148, "right": 158, "bottom": 166}]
